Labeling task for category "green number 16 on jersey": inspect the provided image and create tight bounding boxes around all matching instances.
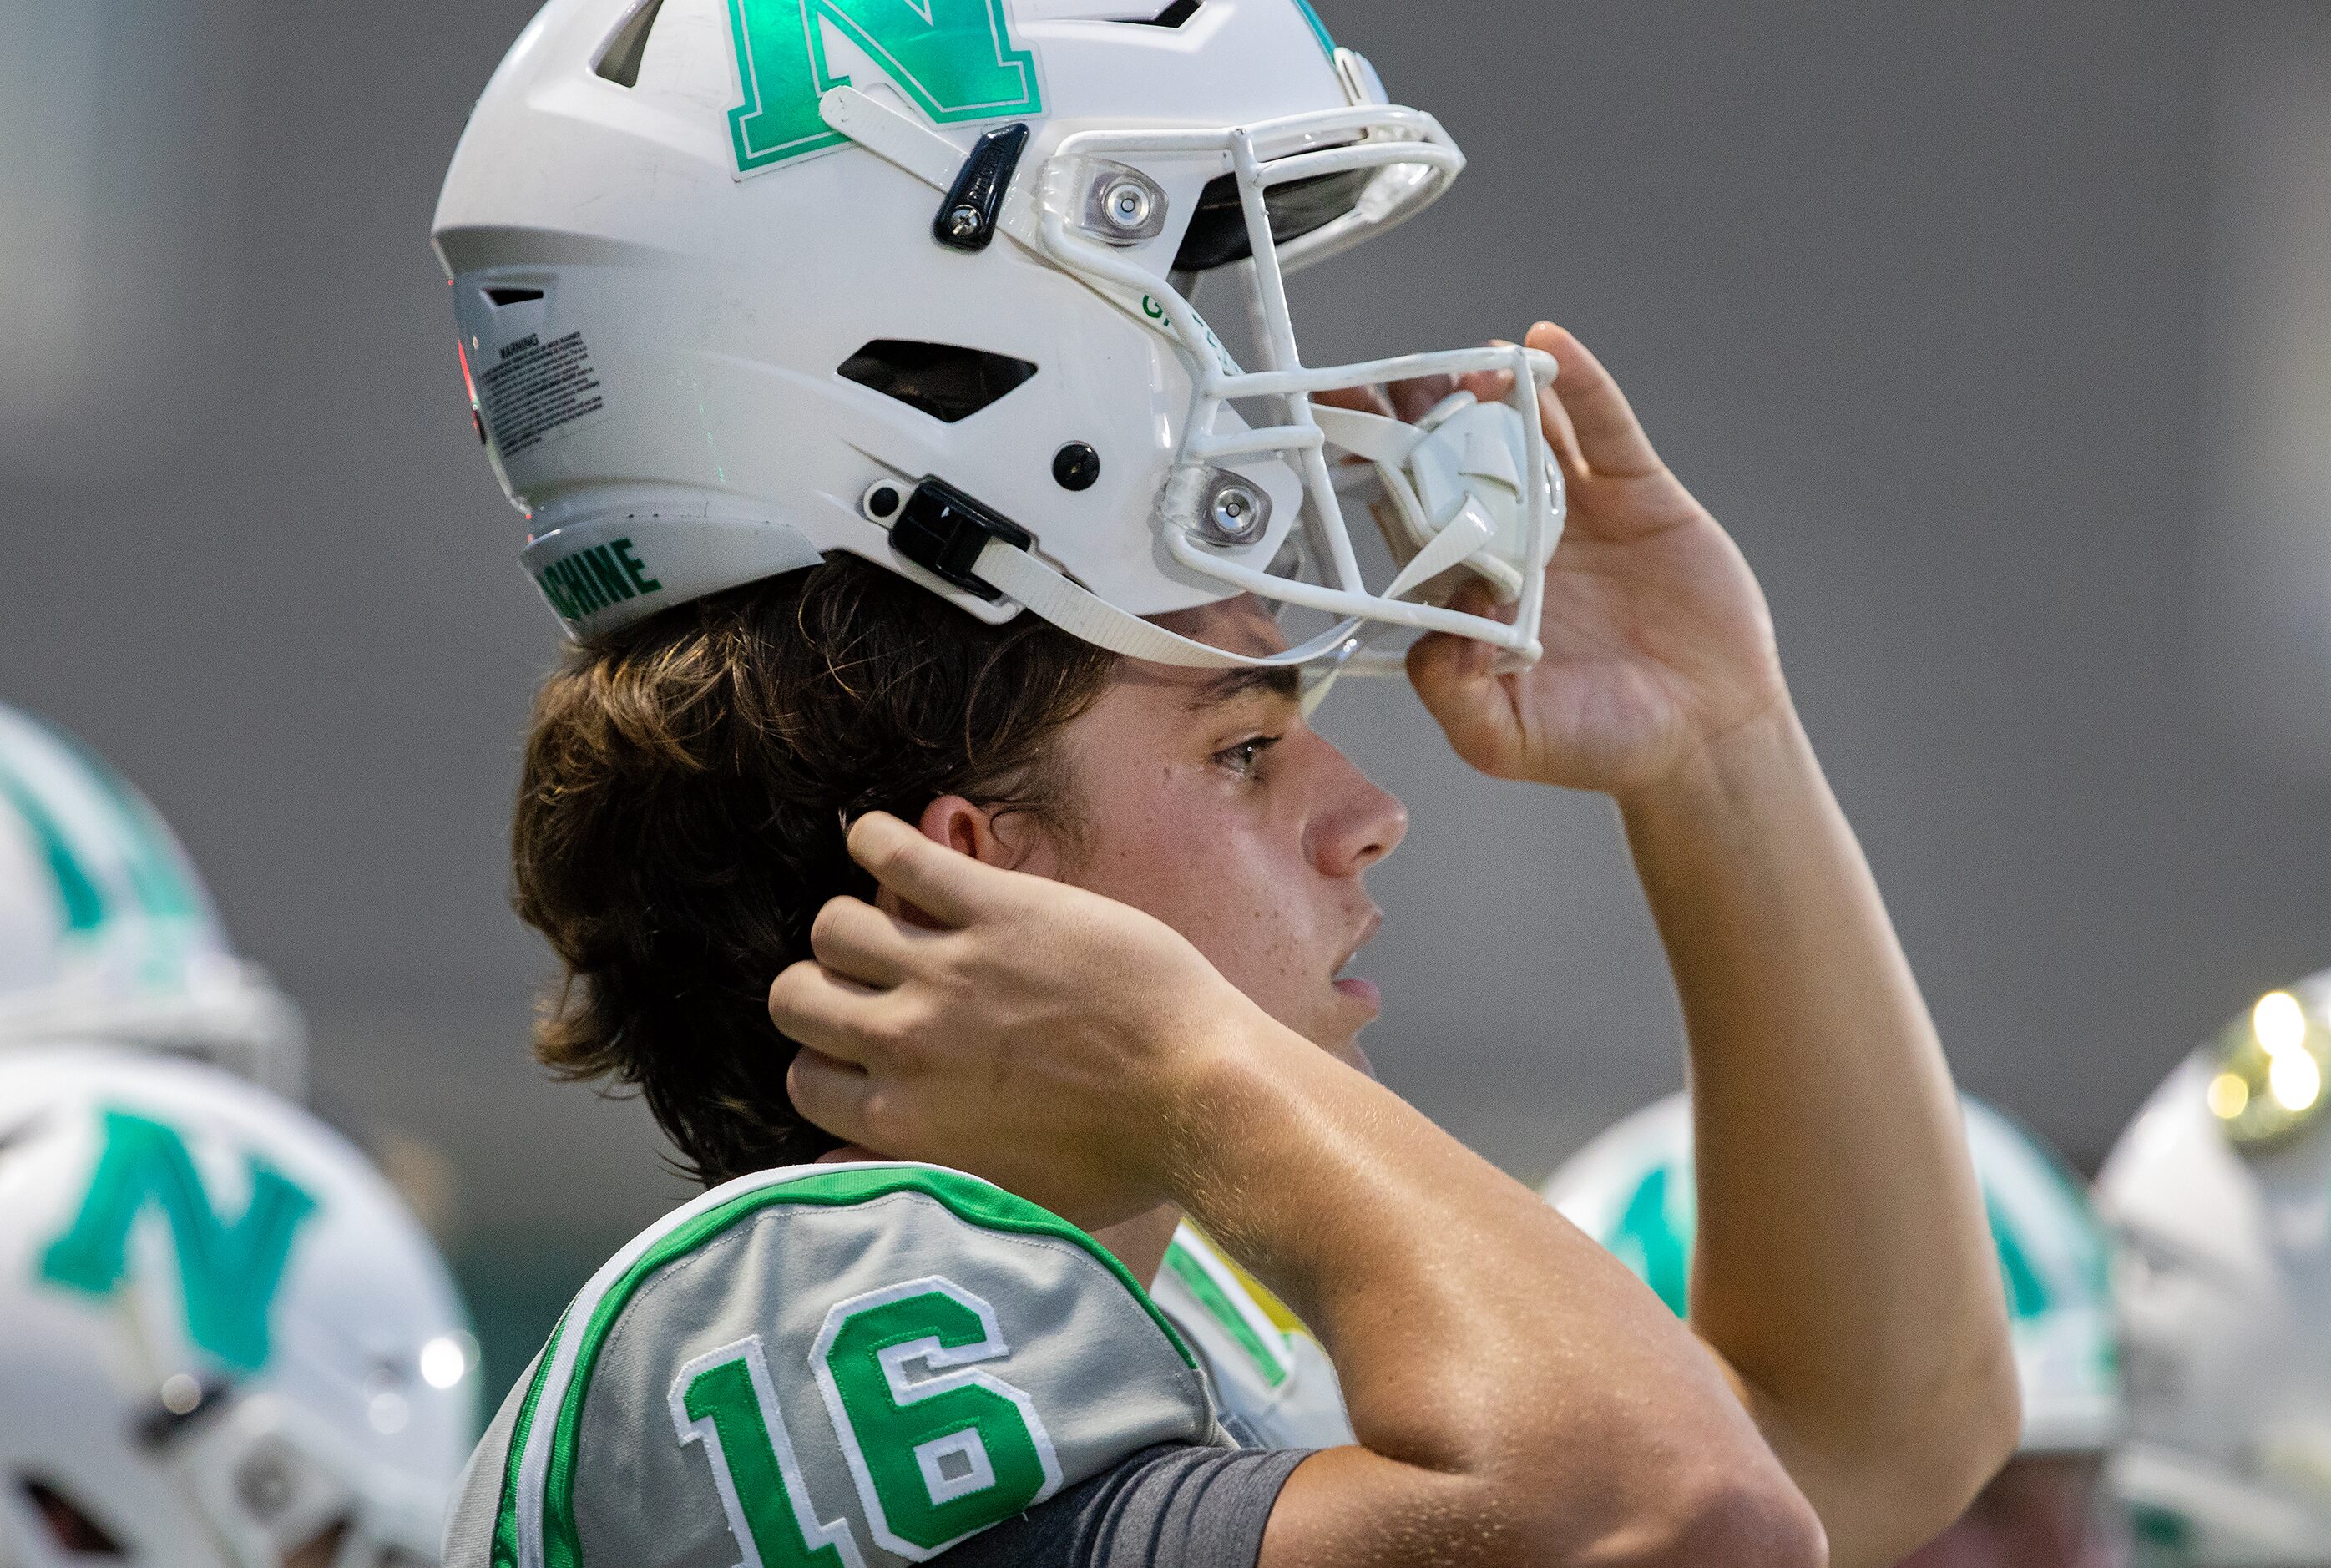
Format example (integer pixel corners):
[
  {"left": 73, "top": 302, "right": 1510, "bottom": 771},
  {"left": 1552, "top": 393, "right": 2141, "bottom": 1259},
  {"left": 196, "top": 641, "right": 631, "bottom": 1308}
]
[{"left": 670, "top": 1277, "right": 1062, "bottom": 1565}]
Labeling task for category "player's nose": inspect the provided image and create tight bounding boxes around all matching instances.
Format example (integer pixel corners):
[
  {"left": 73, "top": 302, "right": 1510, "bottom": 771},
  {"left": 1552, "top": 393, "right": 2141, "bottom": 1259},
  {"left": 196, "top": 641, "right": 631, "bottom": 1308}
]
[{"left": 1305, "top": 738, "right": 1408, "bottom": 879}]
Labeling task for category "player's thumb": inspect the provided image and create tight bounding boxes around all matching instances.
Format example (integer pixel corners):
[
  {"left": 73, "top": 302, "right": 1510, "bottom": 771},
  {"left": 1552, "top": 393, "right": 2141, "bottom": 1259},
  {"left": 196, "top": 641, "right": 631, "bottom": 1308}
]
[
  {"left": 1406, "top": 627, "right": 1517, "bottom": 771},
  {"left": 1407, "top": 625, "right": 1494, "bottom": 712}
]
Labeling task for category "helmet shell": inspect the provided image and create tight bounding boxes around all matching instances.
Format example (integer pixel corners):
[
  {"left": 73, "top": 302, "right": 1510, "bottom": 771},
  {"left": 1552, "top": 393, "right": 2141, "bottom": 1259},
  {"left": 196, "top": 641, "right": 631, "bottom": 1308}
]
[
  {"left": 0, "top": 705, "right": 303, "bottom": 1095},
  {"left": 430, "top": 0, "right": 1442, "bottom": 639},
  {"left": 1544, "top": 1092, "right": 2125, "bottom": 1457},
  {"left": 0, "top": 1046, "right": 475, "bottom": 1565},
  {"left": 2099, "top": 968, "right": 2331, "bottom": 1562}
]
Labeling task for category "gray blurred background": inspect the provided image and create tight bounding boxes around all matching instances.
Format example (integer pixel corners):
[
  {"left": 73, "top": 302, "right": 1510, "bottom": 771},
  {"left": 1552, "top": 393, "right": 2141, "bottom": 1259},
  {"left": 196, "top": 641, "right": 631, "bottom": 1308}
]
[{"left": 6, "top": 0, "right": 2328, "bottom": 1398}]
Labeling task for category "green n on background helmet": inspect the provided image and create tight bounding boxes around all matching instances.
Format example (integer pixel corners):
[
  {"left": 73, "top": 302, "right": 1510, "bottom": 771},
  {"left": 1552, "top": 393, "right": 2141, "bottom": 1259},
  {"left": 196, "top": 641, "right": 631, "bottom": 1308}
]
[
  {"left": 0, "top": 705, "right": 303, "bottom": 1095},
  {"left": 1542, "top": 1092, "right": 2125, "bottom": 1457}
]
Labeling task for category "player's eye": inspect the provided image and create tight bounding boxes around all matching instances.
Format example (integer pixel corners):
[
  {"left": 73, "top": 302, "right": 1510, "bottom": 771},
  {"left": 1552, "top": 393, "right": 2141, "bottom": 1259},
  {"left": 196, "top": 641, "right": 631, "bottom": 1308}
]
[{"left": 1213, "top": 735, "right": 1281, "bottom": 779}]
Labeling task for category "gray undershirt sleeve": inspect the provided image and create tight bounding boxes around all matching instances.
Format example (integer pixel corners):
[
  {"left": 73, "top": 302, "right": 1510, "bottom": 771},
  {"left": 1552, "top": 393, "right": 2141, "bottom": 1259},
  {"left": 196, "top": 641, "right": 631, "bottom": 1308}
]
[{"left": 938, "top": 1444, "right": 1314, "bottom": 1568}]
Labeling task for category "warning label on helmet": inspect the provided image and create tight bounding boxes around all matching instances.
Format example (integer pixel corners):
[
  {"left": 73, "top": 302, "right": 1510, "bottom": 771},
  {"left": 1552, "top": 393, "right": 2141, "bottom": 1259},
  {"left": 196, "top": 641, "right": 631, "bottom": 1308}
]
[{"left": 478, "top": 330, "right": 604, "bottom": 458}]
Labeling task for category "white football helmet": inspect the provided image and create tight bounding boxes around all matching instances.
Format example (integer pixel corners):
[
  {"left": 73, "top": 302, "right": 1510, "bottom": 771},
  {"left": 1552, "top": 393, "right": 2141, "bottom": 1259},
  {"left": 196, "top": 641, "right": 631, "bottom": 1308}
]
[
  {"left": 0, "top": 706, "right": 303, "bottom": 1096},
  {"left": 0, "top": 1046, "right": 477, "bottom": 1567},
  {"left": 1544, "top": 1093, "right": 2126, "bottom": 1458},
  {"left": 431, "top": 0, "right": 1563, "bottom": 681},
  {"left": 2099, "top": 969, "right": 2331, "bottom": 1565}
]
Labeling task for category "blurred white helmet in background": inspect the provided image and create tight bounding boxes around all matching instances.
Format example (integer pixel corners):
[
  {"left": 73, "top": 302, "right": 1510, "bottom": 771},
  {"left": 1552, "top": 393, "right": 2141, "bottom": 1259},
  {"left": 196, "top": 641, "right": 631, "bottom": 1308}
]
[
  {"left": 0, "top": 1046, "right": 476, "bottom": 1567},
  {"left": 0, "top": 705, "right": 303, "bottom": 1096},
  {"left": 2099, "top": 969, "right": 2331, "bottom": 1565},
  {"left": 1544, "top": 1092, "right": 2126, "bottom": 1458},
  {"left": 431, "top": 0, "right": 1561, "bottom": 681}
]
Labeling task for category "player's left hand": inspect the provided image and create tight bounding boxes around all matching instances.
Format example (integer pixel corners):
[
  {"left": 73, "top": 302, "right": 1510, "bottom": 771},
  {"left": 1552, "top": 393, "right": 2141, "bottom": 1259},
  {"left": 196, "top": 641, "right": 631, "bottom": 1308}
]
[{"left": 1398, "top": 323, "right": 1790, "bottom": 802}]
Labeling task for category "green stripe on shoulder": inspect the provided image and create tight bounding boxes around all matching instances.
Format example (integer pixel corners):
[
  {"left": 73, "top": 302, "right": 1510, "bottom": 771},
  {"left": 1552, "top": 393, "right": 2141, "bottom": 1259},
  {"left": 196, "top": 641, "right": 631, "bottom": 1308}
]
[
  {"left": 491, "top": 1309, "right": 571, "bottom": 1568},
  {"left": 1163, "top": 1239, "right": 1287, "bottom": 1389},
  {"left": 530, "top": 1165, "right": 1191, "bottom": 1568}
]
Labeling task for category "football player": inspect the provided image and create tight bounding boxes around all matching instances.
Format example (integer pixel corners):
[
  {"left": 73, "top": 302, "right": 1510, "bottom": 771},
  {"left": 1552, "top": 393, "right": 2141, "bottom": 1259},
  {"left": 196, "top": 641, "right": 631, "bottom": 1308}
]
[
  {"left": 0, "top": 707, "right": 483, "bottom": 1562},
  {"left": 2099, "top": 972, "right": 2331, "bottom": 1565},
  {"left": 432, "top": 0, "right": 2020, "bottom": 1562},
  {"left": 1547, "top": 1094, "right": 2130, "bottom": 1566}
]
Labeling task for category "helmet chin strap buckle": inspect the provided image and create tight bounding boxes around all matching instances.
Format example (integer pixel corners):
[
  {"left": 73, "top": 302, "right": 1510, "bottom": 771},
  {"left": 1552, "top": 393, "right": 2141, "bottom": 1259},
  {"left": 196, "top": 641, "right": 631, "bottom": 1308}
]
[
  {"left": 886, "top": 477, "right": 1033, "bottom": 599},
  {"left": 933, "top": 123, "right": 1030, "bottom": 252},
  {"left": 876, "top": 475, "right": 1371, "bottom": 673}
]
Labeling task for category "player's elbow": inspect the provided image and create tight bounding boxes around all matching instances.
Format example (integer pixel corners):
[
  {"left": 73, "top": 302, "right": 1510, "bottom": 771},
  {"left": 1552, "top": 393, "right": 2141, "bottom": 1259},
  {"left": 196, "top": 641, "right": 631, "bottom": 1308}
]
[
  {"left": 1884, "top": 1341, "right": 2024, "bottom": 1531},
  {"left": 1813, "top": 1336, "right": 2023, "bottom": 1555},
  {"left": 1497, "top": 1449, "right": 1826, "bottom": 1568},
  {"left": 1619, "top": 1466, "right": 1827, "bottom": 1568}
]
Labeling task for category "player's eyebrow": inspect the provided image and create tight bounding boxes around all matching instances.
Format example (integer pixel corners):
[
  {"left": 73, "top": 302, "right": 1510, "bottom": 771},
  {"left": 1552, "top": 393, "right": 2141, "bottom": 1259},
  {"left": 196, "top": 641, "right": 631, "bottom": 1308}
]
[{"left": 1183, "top": 665, "right": 1302, "bottom": 712}]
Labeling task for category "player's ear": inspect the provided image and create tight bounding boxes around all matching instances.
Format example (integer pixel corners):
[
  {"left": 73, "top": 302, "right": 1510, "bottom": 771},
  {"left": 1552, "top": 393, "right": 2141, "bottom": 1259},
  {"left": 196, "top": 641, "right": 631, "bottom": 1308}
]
[
  {"left": 862, "top": 797, "right": 1035, "bottom": 924},
  {"left": 877, "top": 797, "right": 1040, "bottom": 923},
  {"left": 862, "top": 797, "right": 979, "bottom": 926},
  {"left": 872, "top": 801, "right": 1063, "bottom": 923}
]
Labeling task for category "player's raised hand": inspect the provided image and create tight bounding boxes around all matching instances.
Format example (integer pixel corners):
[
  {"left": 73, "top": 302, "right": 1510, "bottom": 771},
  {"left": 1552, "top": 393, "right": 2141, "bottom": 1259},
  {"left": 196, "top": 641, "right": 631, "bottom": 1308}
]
[
  {"left": 771, "top": 812, "right": 1283, "bottom": 1227},
  {"left": 1406, "top": 323, "right": 1789, "bottom": 802}
]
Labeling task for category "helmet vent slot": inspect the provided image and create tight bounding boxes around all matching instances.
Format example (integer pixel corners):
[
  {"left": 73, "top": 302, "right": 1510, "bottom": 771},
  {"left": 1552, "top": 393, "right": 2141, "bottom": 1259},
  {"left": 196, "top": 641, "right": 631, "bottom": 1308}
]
[
  {"left": 594, "top": 0, "right": 666, "bottom": 88},
  {"left": 484, "top": 286, "right": 545, "bottom": 307},
  {"left": 838, "top": 341, "right": 1038, "bottom": 424},
  {"left": 1125, "top": 0, "right": 1202, "bottom": 25}
]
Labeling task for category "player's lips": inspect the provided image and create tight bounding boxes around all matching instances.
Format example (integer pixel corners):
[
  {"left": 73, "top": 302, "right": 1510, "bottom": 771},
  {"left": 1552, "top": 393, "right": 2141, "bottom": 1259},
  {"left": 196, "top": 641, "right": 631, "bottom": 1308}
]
[{"left": 1332, "top": 911, "right": 1384, "bottom": 1015}]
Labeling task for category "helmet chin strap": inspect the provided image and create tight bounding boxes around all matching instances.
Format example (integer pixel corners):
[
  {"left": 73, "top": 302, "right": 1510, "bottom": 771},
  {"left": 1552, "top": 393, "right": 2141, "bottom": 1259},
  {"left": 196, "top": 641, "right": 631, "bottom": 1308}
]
[
  {"left": 968, "top": 532, "right": 1365, "bottom": 670},
  {"left": 822, "top": 88, "right": 1043, "bottom": 252}
]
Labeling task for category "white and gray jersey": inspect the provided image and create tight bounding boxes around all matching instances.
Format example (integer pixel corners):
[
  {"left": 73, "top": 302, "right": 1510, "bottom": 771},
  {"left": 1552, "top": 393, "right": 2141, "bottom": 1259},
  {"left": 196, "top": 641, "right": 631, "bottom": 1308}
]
[{"left": 445, "top": 1162, "right": 1261, "bottom": 1568}]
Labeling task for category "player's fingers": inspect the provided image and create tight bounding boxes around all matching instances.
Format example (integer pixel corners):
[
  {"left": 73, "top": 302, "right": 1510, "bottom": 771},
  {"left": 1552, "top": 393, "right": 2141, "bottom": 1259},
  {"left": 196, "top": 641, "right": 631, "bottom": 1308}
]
[
  {"left": 808, "top": 895, "right": 928, "bottom": 988},
  {"left": 844, "top": 812, "right": 1001, "bottom": 928},
  {"left": 1525, "top": 321, "right": 1664, "bottom": 480},
  {"left": 786, "top": 1048, "right": 876, "bottom": 1145},
  {"left": 1454, "top": 352, "right": 1517, "bottom": 407},
  {"left": 1313, "top": 382, "right": 1396, "bottom": 418},
  {"left": 1388, "top": 372, "right": 1458, "bottom": 423},
  {"left": 766, "top": 959, "right": 891, "bottom": 1065},
  {"left": 1536, "top": 374, "right": 1585, "bottom": 478}
]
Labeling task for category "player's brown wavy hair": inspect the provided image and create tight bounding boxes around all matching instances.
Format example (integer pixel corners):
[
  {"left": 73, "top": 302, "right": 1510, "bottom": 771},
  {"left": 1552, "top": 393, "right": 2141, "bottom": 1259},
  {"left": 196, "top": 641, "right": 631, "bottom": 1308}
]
[{"left": 511, "top": 555, "right": 1115, "bottom": 1187}]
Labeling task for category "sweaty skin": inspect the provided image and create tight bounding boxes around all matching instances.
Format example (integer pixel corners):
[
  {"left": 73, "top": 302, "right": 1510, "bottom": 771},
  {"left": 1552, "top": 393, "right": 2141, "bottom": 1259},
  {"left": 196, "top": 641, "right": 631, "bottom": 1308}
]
[{"left": 777, "top": 321, "right": 2019, "bottom": 1567}]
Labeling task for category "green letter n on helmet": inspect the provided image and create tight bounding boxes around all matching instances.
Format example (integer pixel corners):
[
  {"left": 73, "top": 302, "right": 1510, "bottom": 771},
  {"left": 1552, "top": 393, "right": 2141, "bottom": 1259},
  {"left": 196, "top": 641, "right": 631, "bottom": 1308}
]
[
  {"left": 0, "top": 704, "right": 304, "bottom": 1092},
  {"left": 1541, "top": 1092, "right": 2125, "bottom": 1457}
]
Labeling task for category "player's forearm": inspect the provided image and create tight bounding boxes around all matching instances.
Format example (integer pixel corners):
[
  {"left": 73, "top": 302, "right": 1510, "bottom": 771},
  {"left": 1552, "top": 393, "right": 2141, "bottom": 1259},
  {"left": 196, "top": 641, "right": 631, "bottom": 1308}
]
[
  {"left": 1172, "top": 1021, "right": 1818, "bottom": 1565},
  {"left": 1617, "top": 697, "right": 2018, "bottom": 1560}
]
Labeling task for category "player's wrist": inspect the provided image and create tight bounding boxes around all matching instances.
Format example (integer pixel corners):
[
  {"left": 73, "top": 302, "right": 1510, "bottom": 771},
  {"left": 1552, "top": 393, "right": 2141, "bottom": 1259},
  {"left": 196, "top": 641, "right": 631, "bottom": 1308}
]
[
  {"left": 1613, "top": 690, "right": 1811, "bottom": 840},
  {"left": 1129, "top": 1009, "right": 1321, "bottom": 1203}
]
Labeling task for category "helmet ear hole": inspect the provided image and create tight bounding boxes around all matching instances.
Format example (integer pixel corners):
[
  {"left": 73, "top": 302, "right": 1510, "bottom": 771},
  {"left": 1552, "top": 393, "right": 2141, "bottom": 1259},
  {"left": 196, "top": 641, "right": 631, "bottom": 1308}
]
[
  {"left": 18, "top": 1476, "right": 127, "bottom": 1555},
  {"left": 283, "top": 1516, "right": 352, "bottom": 1568}
]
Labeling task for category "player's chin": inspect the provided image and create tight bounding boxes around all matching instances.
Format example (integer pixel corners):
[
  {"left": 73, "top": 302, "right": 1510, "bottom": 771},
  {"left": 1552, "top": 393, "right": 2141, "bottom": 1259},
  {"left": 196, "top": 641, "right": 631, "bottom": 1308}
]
[
  {"left": 1273, "top": 979, "right": 1381, "bottom": 1067},
  {"left": 1319, "top": 975, "right": 1383, "bottom": 1055}
]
